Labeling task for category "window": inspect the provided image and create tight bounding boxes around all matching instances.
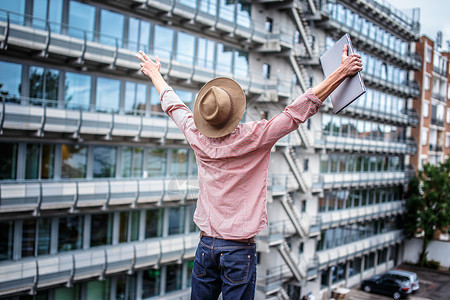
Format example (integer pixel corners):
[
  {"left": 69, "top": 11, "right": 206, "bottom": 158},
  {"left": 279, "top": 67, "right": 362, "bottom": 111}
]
[
  {"left": 87, "top": 279, "right": 110, "bottom": 300},
  {"left": 121, "top": 147, "right": 143, "bottom": 178},
  {"left": 127, "top": 17, "right": 151, "bottom": 53},
  {"left": 168, "top": 206, "right": 185, "bottom": 235},
  {"left": 145, "top": 209, "right": 163, "bottom": 238},
  {"left": 154, "top": 25, "right": 174, "bottom": 60},
  {"left": 0, "top": 220, "right": 14, "bottom": 261},
  {"left": 32, "top": 0, "right": 63, "bottom": 33},
  {"left": 166, "top": 264, "right": 182, "bottom": 292},
  {"left": 0, "top": 60, "right": 22, "bottom": 103},
  {"left": 142, "top": 268, "right": 161, "bottom": 298},
  {"left": 423, "top": 100, "right": 429, "bottom": 117},
  {"left": 96, "top": 77, "right": 120, "bottom": 113},
  {"left": 124, "top": 81, "right": 147, "bottom": 115},
  {"left": 424, "top": 74, "right": 431, "bottom": 90},
  {"left": 68, "top": 1, "right": 96, "bottom": 41},
  {"left": 0, "top": 0, "right": 26, "bottom": 24},
  {"left": 234, "top": 50, "right": 249, "bottom": 78},
  {"left": 25, "top": 144, "right": 55, "bottom": 179},
  {"left": 176, "top": 31, "right": 195, "bottom": 65},
  {"left": 425, "top": 46, "right": 432, "bottom": 63},
  {"left": 29, "top": 66, "right": 60, "bottom": 106},
  {"left": 0, "top": 143, "right": 17, "bottom": 180},
  {"left": 61, "top": 144, "right": 87, "bottom": 178},
  {"left": 93, "top": 146, "right": 116, "bottom": 178},
  {"left": 91, "top": 213, "right": 113, "bottom": 247},
  {"left": 170, "top": 149, "right": 188, "bottom": 177},
  {"left": 58, "top": 215, "right": 83, "bottom": 252},
  {"left": 217, "top": 44, "right": 233, "bottom": 74},
  {"left": 119, "top": 211, "right": 140, "bottom": 243},
  {"left": 22, "top": 218, "right": 51, "bottom": 257},
  {"left": 446, "top": 134, "right": 450, "bottom": 148},
  {"left": 196, "top": 38, "right": 215, "bottom": 70},
  {"left": 64, "top": 72, "right": 91, "bottom": 110},
  {"left": 262, "top": 63, "right": 271, "bottom": 79},
  {"left": 265, "top": 17, "right": 273, "bottom": 32},
  {"left": 100, "top": 9, "right": 124, "bottom": 47},
  {"left": 146, "top": 148, "right": 167, "bottom": 178},
  {"left": 237, "top": 1, "right": 251, "bottom": 28}
]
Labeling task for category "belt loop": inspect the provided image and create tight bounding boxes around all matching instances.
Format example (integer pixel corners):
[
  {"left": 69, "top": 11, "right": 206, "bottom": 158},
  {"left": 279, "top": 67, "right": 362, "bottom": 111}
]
[{"left": 212, "top": 237, "right": 216, "bottom": 249}]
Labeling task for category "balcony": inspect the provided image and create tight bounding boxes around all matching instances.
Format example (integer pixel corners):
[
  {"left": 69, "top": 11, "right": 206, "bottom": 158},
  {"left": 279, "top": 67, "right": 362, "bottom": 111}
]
[
  {"left": 0, "top": 176, "right": 199, "bottom": 215},
  {"left": 0, "top": 233, "right": 198, "bottom": 297},
  {"left": 317, "top": 2, "right": 421, "bottom": 70},
  {"left": 432, "top": 93, "right": 446, "bottom": 103},
  {"left": 321, "top": 101, "right": 419, "bottom": 128},
  {"left": 0, "top": 10, "right": 300, "bottom": 103},
  {"left": 431, "top": 117, "right": 445, "bottom": 128},
  {"left": 333, "top": 0, "right": 420, "bottom": 41},
  {"left": 317, "top": 229, "right": 403, "bottom": 267},
  {"left": 313, "top": 170, "right": 412, "bottom": 191},
  {"left": 315, "top": 134, "right": 417, "bottom": 155},
  {"left": 319, "top": 200, "right": 405, "bottom": 229},
  {"left": 362, "top": 71, "right": 420, "bottom": 99}
]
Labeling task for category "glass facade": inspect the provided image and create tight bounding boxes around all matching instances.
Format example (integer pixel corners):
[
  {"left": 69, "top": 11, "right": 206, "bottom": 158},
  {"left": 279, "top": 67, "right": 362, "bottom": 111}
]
[
  {"left": 145, "top": 208, "right": 163, "bottom": 238},
  {"left": 28, "top": 66, "right": 59, "bottom": 106},
  {"left": 93, "top": 146, "right": 117, "bottom": 178},
  {"left": 58, "top": 215, "right": 83, "bottom": 252},
  {"left": 68, "top": 0, "right": 96, "bottom": 41},
  {"left": 146, "top": 148, "right": 167, "bottom": 178},
  {"left": 64, "top": 72, "right": 91, "bottom": 110},
  {"left": 0, "top": 61, "right": 22, "bottom": 102},
  {"left": 0, "top": 143, "right": 17, "bottom": 180},
  {"left": 61, "top": 144, "right": 87, "bottom": 178},
  {"left": 96, "top": 77, "right": 121, "bottom": 113}
]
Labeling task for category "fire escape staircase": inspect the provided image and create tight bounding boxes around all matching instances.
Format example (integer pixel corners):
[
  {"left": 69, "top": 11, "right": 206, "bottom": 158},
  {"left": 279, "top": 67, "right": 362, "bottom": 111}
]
[
  {"left": 280, "top": 193, "right": 310, "bottom": 240},
  {"left": 283, "top": 147, "right": 308, "bottom": 193},
  {"left": 278, "top": 287, "right": 290, "bottom": 300},
  {"left": 278, "top": 241, "right": 307, "bottom": 282}
]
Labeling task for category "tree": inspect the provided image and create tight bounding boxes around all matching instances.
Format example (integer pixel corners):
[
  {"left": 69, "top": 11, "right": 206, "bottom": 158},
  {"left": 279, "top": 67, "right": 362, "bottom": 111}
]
[{"left": 404, "top": 157, "right": 450, "bottom": 266}]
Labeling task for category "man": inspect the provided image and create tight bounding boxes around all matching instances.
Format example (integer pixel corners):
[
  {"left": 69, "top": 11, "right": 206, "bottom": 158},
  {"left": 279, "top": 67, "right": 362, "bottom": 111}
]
[{"left": 136, "top": 45, "right": 362, "bottom": 299}]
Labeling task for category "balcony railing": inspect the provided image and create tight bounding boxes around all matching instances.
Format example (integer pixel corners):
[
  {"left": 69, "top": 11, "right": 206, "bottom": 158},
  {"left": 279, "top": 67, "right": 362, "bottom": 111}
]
[
  {"left": 313, "top": 170, "right": 413, "bottom": 190},
  {"left": 319, "top": 200, "right": 406, "bottom": 229},
  {"left": 432, "top": 93, "right": 446, "bottom": 102},
  {"left": 0, "top": 176, "right": 199, "bottom": 215},
  {"left": 431, "top": 117, "right": 445, "bottom": 127},
  {"left": 315, "top": 134, "right": 417, "bottom": 155},
  {"left": 0, "top": 9, "right": 301, "bottom": 102},
  {"left": 317, "top": 230, "right": 403, "bottom": 267},
  {"left": 0, "top": 233, "right": 198, "bottom": 297}
]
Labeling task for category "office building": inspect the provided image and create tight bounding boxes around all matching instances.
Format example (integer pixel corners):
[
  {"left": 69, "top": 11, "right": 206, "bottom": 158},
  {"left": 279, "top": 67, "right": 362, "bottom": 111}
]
[{"left": 0, "top": 0, "right": 420, "bottom": 299}]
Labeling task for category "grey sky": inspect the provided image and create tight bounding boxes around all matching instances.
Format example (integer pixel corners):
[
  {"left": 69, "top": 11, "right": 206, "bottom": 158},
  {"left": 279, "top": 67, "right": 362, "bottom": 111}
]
[{"left": 387, "top": 0, "right": 450, "bottom": 50}]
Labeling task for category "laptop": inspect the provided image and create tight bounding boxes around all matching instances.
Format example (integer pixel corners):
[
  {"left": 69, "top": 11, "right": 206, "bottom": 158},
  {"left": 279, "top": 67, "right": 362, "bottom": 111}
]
[{"left": 319, "top": 33, "right": 366, "bottom": 114}]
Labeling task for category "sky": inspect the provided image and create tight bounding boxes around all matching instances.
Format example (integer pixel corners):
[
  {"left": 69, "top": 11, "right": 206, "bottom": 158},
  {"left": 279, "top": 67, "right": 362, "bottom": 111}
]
[{"left": 387, "top": 0, "right": 450, "bottom": 50}]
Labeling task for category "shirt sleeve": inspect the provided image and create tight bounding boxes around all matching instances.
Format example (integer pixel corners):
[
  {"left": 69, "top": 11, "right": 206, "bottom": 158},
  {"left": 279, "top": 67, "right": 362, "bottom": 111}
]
[
  {"left": 248, "top": 88, "right": 323, "bottom": 148},
  {"left": 159, "top": 86, "right": 196, "bottom": 136}
]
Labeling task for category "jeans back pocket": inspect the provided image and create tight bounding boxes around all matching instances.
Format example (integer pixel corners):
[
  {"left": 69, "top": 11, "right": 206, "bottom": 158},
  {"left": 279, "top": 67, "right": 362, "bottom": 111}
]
[
  {"left": 193, "top": 250, "right": 206, "bottom": 278},
  {"left": 222, "top": 253, "right": 251, "bottom": 284}
]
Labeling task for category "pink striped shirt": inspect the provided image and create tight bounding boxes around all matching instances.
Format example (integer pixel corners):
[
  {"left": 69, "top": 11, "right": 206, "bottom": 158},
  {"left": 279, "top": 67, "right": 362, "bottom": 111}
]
[{"left": 160, "top": 87, "right": 322, "bottom": 239}]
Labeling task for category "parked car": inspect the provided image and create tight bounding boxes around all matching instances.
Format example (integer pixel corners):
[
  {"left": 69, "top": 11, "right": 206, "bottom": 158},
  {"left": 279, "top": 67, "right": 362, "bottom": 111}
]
[
  {"left": 386, "top": 270, "right": 420, "bottom": 293},
  {"left": 361, "top": 275, "right": 411, "bottom": 299}
]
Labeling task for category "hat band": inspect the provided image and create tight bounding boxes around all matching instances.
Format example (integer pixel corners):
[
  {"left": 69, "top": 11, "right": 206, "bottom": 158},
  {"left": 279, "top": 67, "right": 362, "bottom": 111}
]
[{"left": 215, "top": 87, "right": 234, "bottom": 128}]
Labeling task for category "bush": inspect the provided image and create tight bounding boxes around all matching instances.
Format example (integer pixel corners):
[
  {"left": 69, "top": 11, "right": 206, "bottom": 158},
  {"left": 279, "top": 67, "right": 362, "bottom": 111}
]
[{"left": 423, "top": 259, "right": 440, "bottom": 269}]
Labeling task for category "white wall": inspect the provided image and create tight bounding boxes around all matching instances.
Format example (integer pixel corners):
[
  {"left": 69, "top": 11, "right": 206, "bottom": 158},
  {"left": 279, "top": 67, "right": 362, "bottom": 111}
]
[{"left": 403, "top": 238, "right": 450, "bottom": 268}]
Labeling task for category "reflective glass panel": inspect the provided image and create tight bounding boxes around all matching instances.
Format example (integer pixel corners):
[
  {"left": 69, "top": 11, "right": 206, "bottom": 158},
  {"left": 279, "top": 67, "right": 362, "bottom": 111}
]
[
  {"left": 93, "top": 146, "right": 116, "bottom": 178},
  {"left": 0, "top": 0, "right": 26, "bottom": 24},
  {"left": 145, "top": 208, "right": 163, "bottom": 238},
  {"left": 196, "top": 38, "right": 215, "bottom": 69},
  {"left": 0, "top": 220, "right": 14, "bottom": 261},
  {"left": 100, "top": 9, "right": 124, "bottom": 47},
  {"left": 170, "top": 149, "right": 188, "bottom": 177},
  {"left": 237, "top": 1, "right": 251, "bottom": 28},
  {"left": 168, "top": 206, "right": 185, "bottom": 235},
  {"left": 121, "top": 147, "right": 143, "bottom": 178},
  {"left": 25, "top": 144, "right": 40, "bottom": 179},
  {"left": 87, "top": 278, "right": 110, "bottom": 300},
  {"left": 68, "top": 1, "right": 96, "bottom": 40},
  {"left": 177, "top": 31, "right": 195, "bottom": 64},
  {"left": 234, "top": 50, "right": 249, "bottom": 78},
  {"left": 124, "top": 81, "right": 147, "bottom": 115},
  {"left": 0, "top": 60, "right": 22, "bottom": 103},
  {"left": 0, "top": 143, "right": 17, "bottom": 180},
  {"left": 64, "top": 72, "right": 91, "bottom": 110},
  {"left": 25, "top": 144, "right": 54, "bottom": 179},
  {"left": 166, "top": 264, "right": 182, "bottom": 292},
  {"left": 22, "top": 219, "right": 36, "bottom": 257},
  {"left": 54, "top": 284, "right": 81, "bottom": 300},
  {"left": 91, "top": 213, "right": 113, "bottom": 247},
  {"left": 154, "top": 25, "right": 173, "bottom": 60},
  {"left": 37, "top": 218, "right": 51, "bottom": 255},
  {"left": 58, "top": 215, "right": 83, "bottom": 252},
  {"left": 61, "top": 144, "right": 87, "bottom": 178},
  {"left": 96, "top": 77, "right": 120, "bottom": 113},
  {"left": 146, "top": 148, "right": 166, "bottom": 178},
  {"left": 142, "top": 268, "right": 160, "bottom": 298},
  {"left": 217, "top": 44, "right": 233, "bottom": 73}
]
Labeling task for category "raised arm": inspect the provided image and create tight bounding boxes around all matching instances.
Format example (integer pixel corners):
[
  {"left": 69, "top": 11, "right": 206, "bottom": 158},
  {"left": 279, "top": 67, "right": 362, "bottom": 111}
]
[
  {"left": 312, "top": 45, "right": 363, "bottom": 102},
  {"left": 136, "top": 50, "right": 169, "bottom": 94}
]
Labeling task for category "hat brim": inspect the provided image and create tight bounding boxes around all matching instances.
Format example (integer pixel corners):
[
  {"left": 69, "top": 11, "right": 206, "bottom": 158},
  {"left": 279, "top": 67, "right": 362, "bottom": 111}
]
[{"left": 194, "top": 77, "right": 246, "bottom": 138}]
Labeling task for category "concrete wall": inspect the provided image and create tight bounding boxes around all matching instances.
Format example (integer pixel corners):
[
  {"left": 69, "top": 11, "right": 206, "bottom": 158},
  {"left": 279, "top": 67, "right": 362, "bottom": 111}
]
[{"left": 403, "top": 238, "right": 450, "bottom": 268}]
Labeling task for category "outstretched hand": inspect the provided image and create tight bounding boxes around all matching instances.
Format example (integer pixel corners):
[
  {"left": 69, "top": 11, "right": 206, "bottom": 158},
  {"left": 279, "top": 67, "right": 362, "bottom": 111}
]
[
  {"left": 136, "top": 50, "right": 161, "bottom": 78},
  {"left": 339, "top": 45, "right": 363, "bottom": 77}
]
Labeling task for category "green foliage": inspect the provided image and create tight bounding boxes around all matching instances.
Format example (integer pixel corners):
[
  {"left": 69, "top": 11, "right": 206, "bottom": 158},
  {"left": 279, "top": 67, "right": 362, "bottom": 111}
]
[
  {"left": 404, "top": 157, "right": 450, "bottom": 266},
  {"left": 423, "top": 259, "right": 440, "bottom": 269}
]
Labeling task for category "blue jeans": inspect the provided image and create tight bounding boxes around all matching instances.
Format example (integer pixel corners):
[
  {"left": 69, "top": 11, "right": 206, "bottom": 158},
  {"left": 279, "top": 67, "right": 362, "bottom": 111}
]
[{"left": 191, "top": 236, "right": 257, "bottom": 300}]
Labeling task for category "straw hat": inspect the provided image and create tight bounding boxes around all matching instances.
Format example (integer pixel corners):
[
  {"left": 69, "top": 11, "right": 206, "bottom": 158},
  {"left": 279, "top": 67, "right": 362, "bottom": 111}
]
[{"left": 194, "top": 77, "right": 246, "bottom": 138}]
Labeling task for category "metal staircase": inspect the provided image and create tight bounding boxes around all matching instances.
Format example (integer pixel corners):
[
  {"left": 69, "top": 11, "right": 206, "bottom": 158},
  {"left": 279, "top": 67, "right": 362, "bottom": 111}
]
[
  {"left": 296, "top": 123, "right": 312, "bottom": 149},
  {"left": 278, "top": 241, "right": 307, "bottom": 282},
  {"left": 280, "top": 194, "right": 310, "bottom": 239},
  {"left": 278, "top": 287, "right": 290, "bottom": 300},
  {"left": 283, "top": 147, "right": 308, "bottom": 193}
]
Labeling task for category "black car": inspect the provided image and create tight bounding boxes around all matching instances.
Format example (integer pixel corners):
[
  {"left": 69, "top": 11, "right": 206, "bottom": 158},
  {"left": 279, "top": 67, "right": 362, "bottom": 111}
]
[{"left": 361, "top": 274, "right": 411, "bottom": 299}]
